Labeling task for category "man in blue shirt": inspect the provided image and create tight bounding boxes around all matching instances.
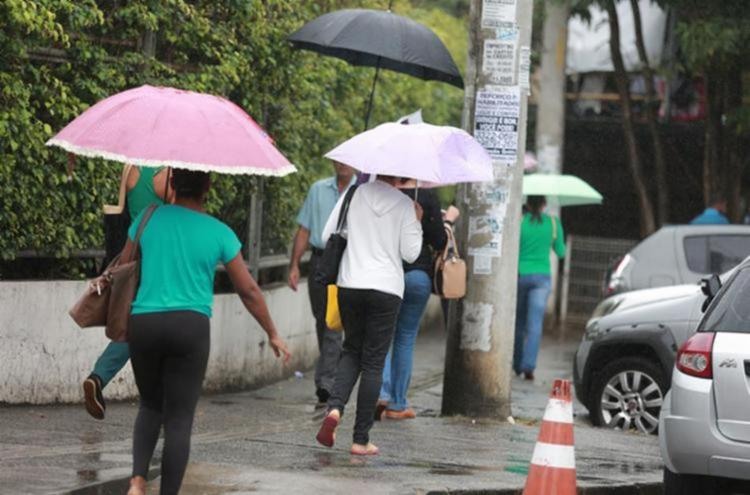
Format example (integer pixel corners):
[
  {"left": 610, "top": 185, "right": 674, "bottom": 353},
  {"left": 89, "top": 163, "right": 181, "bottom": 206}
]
[
  {"left": 289, "top": 162, "right": 356, "bottom": 405},
  {"left": 690, "top": 196, "right": 730, "bottom": 225}
]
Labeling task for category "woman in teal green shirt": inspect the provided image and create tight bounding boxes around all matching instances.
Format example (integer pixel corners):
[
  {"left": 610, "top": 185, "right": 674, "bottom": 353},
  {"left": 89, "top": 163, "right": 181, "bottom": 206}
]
[
  {"left": 514, "top": 195, "right": 566, "bottom": 380},
  {"left": 121, "top": 169, "right": 291, "bottom": 495}
]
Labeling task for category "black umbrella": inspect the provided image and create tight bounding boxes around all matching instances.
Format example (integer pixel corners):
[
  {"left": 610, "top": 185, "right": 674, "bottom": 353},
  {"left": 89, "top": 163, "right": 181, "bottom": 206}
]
[{"left": 288, "top": 8, "right": 464, "bottom": 129}]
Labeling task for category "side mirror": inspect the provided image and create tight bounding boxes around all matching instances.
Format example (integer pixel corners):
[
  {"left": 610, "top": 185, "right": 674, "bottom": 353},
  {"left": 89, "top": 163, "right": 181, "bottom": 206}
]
[{"left": 700, "top": 274, "right": 722, "bottom": 312}]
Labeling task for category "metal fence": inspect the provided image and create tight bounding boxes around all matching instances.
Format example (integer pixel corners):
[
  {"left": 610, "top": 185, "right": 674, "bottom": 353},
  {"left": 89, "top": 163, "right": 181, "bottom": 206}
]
[{"left": 560, "top": 235, "right": 638, "bottom": 322}]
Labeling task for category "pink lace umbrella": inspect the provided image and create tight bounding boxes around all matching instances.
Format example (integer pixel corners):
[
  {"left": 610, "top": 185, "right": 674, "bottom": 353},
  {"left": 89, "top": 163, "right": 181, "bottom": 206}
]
[{"left": 46, "top": 85, "right": 296, "bottom": 176}]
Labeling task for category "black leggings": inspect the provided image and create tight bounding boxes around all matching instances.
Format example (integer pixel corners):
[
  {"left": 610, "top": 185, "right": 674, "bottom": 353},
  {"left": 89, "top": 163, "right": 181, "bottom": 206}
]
[
  {"left": 328, "top": 288, "right": 401, "bottom": 445},
  {"left": 128, "top": 311, "right": 210, "bottom": 495}
]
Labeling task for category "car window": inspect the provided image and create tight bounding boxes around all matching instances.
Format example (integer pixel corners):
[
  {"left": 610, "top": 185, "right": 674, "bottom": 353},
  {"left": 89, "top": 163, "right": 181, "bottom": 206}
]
[
  {"left": 701, "top": 267, "right": 750, "bottom": 333},
  {"left": 684, "top": 236, "right": 709, "bottom": 273},
  {"left": 709, "top": 235, "right": 750, "bottom": 273}
]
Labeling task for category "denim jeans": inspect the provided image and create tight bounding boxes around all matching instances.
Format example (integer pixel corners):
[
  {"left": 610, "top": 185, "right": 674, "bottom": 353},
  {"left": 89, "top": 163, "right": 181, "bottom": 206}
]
[
  {"left": 328, "top": 288, "right": 401, "bottom": 445},
  {"left": 380, "top": 269, "right": 432, "bottom": 411},
  {"left": 513, "top": 274, "right": 552, "bottom": 374},
  {"left": 92, "top": 341, "right": 131, "bottom": 387}
]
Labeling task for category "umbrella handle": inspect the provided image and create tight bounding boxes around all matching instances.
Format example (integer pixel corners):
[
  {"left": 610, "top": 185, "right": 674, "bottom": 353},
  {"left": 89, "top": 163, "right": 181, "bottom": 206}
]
[{"left": 363, "top": 58, "right": 382, "bottom": 131}]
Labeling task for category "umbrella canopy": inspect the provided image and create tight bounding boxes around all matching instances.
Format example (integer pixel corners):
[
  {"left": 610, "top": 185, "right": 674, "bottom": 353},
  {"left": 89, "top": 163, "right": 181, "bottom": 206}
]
[
  {"left": 522, "top": 174, "right": 603, "bottom": 207},
  {"left": 325, "top": 123, "right": 492, "bottom": 185},
  {"left": 288, "top": 9, "right": 464, "bottom": 89},
  {"left": 46, "top": 85, "right": 296, "bottom": 177}
]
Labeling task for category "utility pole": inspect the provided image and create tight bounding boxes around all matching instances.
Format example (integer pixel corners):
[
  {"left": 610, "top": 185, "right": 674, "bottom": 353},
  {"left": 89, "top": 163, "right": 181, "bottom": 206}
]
[
  {"left": 442, "top": 0, "right": 535, "bottom": 418},
  {"left": 535, "top": 0, "right": 570, "bottom": 321}
]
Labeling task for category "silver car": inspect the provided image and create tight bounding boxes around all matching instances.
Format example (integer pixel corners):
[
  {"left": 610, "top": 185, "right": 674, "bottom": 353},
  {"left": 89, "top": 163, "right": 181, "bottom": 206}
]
[
  {"left": 604, "top": 225, "right": 750, "bottom": 296},
  {"left": 660, "top": 266, "right": 750, "bottom": 494},
  {"left": 574, "top": 283, "right": 705, "bottom": 433}
]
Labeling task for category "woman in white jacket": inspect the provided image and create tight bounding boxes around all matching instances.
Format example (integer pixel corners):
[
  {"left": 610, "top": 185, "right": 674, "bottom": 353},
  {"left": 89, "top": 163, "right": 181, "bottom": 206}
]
[{"left": 316, "top": 175, "right": 423, "bottom": 455}]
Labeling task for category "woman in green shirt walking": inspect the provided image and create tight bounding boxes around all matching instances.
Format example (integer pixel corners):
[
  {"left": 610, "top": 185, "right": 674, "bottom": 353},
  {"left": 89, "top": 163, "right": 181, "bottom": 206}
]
[
  {"left": 124, "top": 169, "right": 291, "bottom": 495},
  {"left": 514, "top": 196, "right": 566, "bottom": 380}
]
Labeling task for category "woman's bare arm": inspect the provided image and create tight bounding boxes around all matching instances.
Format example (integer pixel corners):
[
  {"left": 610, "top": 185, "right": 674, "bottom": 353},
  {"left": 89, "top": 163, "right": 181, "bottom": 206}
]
[{"left": 225, "top": 254, "right": 291, "bottom": 362}]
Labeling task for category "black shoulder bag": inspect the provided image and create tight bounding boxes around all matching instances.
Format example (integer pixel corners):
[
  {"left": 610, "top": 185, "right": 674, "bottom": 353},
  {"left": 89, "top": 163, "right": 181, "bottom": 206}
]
[{"left": 314, "top": 185, "right": 358, "bottom": 286}]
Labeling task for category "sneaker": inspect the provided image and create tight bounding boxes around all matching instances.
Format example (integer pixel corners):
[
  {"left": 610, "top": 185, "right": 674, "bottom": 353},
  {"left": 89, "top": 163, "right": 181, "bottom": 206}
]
[{"left": 83, "top": 375, "right": 105, "bottom": 420}]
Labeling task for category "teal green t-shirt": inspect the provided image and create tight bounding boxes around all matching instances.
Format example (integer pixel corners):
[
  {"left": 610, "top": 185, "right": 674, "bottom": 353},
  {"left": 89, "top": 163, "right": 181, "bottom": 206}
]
[
  {"left": 518, "top": 213, "right": 566, "bottom": 276},
  {"left": 128, "top": 205, "right": 242, "bottom": 317}
]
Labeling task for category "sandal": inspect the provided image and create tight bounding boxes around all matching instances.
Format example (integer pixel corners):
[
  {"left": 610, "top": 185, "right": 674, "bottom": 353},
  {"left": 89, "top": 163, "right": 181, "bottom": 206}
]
[
  {"left": 316, "top": 410, "right": 340, "bottom": 448},
  {"left": 351, "top": 442, "right": 379, "bottom": 456}
]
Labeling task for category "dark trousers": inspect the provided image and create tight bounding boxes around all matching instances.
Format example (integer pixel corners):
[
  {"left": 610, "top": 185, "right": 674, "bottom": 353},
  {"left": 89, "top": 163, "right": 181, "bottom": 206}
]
[
  {"left": 328, "top": 288, "right": 401, "bottom": 445},
  {"left": 309, "top": 254, "right": 343, "bottom": 395},
  {"left": 129, "top": 311, "right": 210, "bottom": 495}
]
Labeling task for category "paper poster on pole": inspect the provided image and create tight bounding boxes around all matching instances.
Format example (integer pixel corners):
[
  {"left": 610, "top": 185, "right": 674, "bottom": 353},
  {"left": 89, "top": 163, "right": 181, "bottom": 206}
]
[
  {"left": 467, "top": 207, "right": 505, "bottom": 257},
  {"left": 482, "top": 0, "right": 517, "bottom": 28},
  {"left": 473, "top": 254, "right": 492, "bottom": 275},
  {"left": 483, "top": 39, "right": 517, "bottom": 85},
  {"left": 519, "top": 46, "right": 531, "bottom": 93},
  {"left": 474, "top": 86, "right": 521, "bottom": 164}
]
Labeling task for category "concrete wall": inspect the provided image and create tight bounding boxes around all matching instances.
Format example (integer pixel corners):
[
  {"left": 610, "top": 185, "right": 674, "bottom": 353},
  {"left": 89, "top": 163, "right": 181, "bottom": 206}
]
[{"left": 0, "top": 281, "right": 318, "bottom": 404}]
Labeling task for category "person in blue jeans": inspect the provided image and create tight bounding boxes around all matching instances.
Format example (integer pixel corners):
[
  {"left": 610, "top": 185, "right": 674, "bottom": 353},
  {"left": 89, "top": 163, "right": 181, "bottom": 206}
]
[
  {"left": 377, "top": 186, "right": 456, "bottom": 420},
  {"left": 83, "top": 165, "right": 172, "bottom": 420},
  {"left": 514, "top": 196, "right": 566, "bottom": 380}
]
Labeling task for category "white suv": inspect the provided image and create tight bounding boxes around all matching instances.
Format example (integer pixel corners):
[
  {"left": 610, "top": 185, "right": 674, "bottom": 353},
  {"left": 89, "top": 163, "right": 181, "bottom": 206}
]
[{"left": 659, "top": 269, "right": 750, "bottom": 494}]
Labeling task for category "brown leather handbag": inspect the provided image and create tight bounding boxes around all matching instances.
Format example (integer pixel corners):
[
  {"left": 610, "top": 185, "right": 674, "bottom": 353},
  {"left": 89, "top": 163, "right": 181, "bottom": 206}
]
[
  {"left": 433, "top": 225, "right": 467, "bottom": 299},
  {"left": 69, "top": 205, "right": 158, "bottom": 342}
]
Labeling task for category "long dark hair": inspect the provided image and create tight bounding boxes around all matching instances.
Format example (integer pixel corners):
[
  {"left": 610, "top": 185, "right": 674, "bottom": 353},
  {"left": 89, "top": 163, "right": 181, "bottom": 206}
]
[
  {"left": 172, "top": 169, "right": 210, "bottom": 200},
  {"left": 527, "top": 195, "right": 546, "bottom": 223}
]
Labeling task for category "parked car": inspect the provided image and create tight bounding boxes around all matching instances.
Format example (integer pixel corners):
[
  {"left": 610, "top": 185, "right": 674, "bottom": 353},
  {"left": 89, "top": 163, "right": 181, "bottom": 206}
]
[
  {"left": 574, "top": 283, "right": 704, "bottom": 433},
  {"left": 604, "top": 225, "right": 750, "bottom": 296},
  {"left": 660, "top": 265, "right": 750, "bottom": 494}
]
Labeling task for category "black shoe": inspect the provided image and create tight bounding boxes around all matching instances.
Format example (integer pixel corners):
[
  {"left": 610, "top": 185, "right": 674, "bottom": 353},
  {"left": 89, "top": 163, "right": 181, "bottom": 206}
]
[
  {"left": 83, "top": 374, "right": 106, "bottom": 420},
  {"left": 315, "top": 388, "right": 330, "bottom": 404}
]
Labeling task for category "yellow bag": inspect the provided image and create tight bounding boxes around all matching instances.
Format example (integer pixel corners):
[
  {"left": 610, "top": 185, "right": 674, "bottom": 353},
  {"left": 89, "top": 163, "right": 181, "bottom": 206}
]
[{"left": 325, "top": 285, "right": 343, "bottom": 331}]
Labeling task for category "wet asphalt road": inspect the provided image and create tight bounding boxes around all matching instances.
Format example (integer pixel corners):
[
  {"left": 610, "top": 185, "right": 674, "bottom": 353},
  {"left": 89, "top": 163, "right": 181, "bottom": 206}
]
[{"left": 0, "top": 329, "right": 665, "bottom": 494}]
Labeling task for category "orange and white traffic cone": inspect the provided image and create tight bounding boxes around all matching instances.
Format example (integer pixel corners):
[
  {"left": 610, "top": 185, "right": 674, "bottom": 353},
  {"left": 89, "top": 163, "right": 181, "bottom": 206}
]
[{"left": 523, "top": 379, "right": 576, "bottom": 495}]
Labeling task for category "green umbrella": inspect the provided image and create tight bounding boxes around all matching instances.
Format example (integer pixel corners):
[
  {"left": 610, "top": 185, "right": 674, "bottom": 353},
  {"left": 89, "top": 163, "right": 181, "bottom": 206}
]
[{"left": 522, "top": 174, "right": 603, "bottom": 207}]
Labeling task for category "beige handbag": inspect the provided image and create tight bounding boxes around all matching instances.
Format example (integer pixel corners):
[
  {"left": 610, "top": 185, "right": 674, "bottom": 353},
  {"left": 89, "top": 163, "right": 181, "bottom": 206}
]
[
  {"left": 69, "top": 205, "right": 158, "bottom": 342},
  {"left": 433, "top": 226, "right": 467, "bottom": 299}
]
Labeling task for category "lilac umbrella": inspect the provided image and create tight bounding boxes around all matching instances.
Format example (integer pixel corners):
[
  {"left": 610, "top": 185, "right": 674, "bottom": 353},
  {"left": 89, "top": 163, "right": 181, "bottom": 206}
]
[
  {"left": 46, "top": 85, "right": 296, "bottom": 177},
  {"left": 325, "top": 122, "right": 492, "bottom": 186}
]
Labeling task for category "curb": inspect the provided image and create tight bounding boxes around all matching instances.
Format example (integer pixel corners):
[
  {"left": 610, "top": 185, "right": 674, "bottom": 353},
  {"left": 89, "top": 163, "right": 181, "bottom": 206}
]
[
  {"left": 425, "top": 482, "right": 663, "bottom": 495},
  {"left": 64, "top": 468, "right": 160, "bottom": 495}
]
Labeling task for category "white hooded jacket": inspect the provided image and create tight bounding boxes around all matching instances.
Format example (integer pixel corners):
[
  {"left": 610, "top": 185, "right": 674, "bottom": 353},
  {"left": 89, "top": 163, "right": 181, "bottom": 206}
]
[{"left": 322, "top": 180, "right": 423, "bottom": 298}]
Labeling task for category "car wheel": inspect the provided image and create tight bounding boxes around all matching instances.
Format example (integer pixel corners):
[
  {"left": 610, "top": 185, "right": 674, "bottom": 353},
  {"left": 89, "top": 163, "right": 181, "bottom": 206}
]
[
  {"left": 663, "top": 468, "right": 719, "bottom": 495},
  {"left": 590, "top": 357, "right": 667, "bottom": 434}
]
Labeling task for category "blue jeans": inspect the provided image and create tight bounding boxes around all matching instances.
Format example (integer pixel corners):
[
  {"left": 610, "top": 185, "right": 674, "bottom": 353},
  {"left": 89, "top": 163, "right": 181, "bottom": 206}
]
[
  {"left": 379, "top": 270, "right": 432, "bottom": 411},
  {"left": 513, "top": 274, "right": 552, "bottom": 374},
  {"left": 92, "top": 341, "right": 130, "bottom": 387}
]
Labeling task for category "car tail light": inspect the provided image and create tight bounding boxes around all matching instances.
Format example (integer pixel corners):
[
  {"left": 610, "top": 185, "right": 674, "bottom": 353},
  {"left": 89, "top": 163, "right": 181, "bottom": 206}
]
[{"left": 676, "top": 332, "right": 715, "bottom": 379}]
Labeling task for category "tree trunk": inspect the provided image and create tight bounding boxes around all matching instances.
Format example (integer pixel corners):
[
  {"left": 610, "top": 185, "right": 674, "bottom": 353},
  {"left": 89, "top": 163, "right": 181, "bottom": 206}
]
[
  {"left": 606, "top": 0, "right": 656, "bottom": 237},
  {"left": 703, "top": 61, "right": 723, "bottom": 206},
  {"left": 630, "top": 0, "right": 669, "bottom": 226},
  {"left": 723, "top": 58, "right": 743, "bottom": 222}
]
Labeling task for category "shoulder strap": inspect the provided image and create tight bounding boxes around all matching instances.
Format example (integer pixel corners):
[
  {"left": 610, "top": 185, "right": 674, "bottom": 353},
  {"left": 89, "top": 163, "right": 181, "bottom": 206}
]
[
  {"left": 551, "top": 215, "right": 558, "bottom": 242},
  {"left": 441, "top": 225, "right": 460, "bottom": 260},
  {"left": 129, "top": 204, "right": 159, "bottom": 261},
  {"left": 335, "top": 185, "right": 358, "bottom": 233}
]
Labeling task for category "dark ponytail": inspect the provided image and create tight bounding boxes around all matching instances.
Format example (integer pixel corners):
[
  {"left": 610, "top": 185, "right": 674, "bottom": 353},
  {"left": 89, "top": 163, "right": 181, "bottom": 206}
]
[{"left": 527, "top": 195, "right": 546, "bottom": 223}]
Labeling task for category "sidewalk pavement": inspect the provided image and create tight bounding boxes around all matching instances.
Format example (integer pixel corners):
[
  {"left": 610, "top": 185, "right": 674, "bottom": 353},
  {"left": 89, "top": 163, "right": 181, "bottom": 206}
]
[{"left": 0, "top": 329, "right": 663, "bottom": 495}]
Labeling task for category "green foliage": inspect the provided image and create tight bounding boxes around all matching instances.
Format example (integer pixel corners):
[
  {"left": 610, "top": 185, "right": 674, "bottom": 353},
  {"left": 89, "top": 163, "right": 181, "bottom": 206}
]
[{"left": 0, "top": 0, "right": 467, "bottom": 273}]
